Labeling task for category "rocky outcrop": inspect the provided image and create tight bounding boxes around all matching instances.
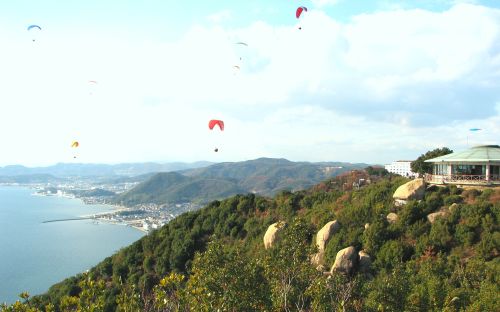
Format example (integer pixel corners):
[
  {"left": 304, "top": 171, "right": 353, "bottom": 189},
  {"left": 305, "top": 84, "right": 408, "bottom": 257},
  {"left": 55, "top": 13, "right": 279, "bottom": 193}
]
[
  {"left": 427, "top": 210, "right": 448, "bottom": 224},
  {"left": 449, "top": 203, "right": 459, "bottom": 212},
  {"left": 393, "top": 178, "right": 426, "bottom": 202},
  {"left": 358, "top": 250, "right": 372, "bottom": 274},
  {"left": 263, "top": 221, "right": 285, "bottom": 249},
  {"left": 311, "top": 253, "right": 326, "bottom": 271},
  {"left": 330, "top": 246, "right": 358, "bottom": 275},
  {"left": 387, "top": 213, "right": 398, "bottom": 224},
  {"left": 311, "top": 220, "right": 341, "bottom": 268},
  {"left": 316, "top": 220, "right": 340, "bottom": 253}
]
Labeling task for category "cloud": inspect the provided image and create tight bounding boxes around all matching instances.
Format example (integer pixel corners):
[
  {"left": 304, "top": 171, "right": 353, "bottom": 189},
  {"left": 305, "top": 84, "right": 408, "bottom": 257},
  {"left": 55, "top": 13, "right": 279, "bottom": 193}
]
[
  {"left": 207, "top": 10, "right": 232, "bottom": 23},
  {"left": 0, "top": 3, "right": 499, "bottom": 165},
  {"left": 311, "top": 0, "right": 342, "bottom": 8}
]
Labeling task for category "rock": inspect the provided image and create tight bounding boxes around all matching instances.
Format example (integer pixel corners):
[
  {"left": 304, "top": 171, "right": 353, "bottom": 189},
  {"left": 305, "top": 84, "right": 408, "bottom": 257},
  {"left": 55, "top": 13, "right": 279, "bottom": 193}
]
[
  {"left": 449, "top": 203, "right": 459, "bottom": 212},
  {"left": 387, "top": 213, "right": 398, "bottom": 224},
  {"left": 358, "top": 250, "right": 371, "bottom": 273},
  {"left": 393, "top": 178, "right": 426, "bottom": 201},
  {"left": 311, "top": 252, "right": 324, "bottom": 267},
  {"left": 263, "top": 221, "right": 285, "bottom": 249},
  {"left": 316, "top": 220, "right": 340, "bottom": 252},
  {"left": 427, "top": 211, "right": 448, "bottom": 224},
  {"left": 394, "top": 199, "right": 407, "bottom": 207},
  {"left": 330, "top": 246, "right": 358, "bottom": 275},
  {"left": 364, "top": 223, "right": 370, "bottom": 230}
]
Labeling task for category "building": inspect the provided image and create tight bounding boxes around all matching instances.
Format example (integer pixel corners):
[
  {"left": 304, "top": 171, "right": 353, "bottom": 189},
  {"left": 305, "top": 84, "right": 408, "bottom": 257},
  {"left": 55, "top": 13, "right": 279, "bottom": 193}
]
[
  {"left": 424, "top": 145, "right": 500, "bottom": 186},
  {"left": 385, "top": 161, "right": 418, "bottom": 178}
]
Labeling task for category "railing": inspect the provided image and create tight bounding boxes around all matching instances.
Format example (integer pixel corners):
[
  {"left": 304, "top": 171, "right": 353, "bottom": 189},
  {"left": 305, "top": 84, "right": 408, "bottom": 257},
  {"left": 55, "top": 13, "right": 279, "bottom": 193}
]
[{"left": 425, "top": 174, "right": 500, "bottom": 185}]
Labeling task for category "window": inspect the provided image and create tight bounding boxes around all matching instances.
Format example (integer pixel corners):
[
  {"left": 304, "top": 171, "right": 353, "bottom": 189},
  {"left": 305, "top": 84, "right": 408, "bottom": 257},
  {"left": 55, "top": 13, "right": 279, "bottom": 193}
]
[
  {"left": 451, "top": 164, "right": 485, "bottom": 175},
  {"left": 433, "top": 164, "right": 447, "bottom": 175}
]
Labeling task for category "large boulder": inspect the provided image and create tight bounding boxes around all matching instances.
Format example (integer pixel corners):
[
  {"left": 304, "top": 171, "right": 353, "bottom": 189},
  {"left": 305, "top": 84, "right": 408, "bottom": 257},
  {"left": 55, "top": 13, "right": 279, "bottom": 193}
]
[
  {"left": 330, "top": 246, "right": 358, "bottom": 275},
  {"left": 263, "top": 221, "right": 285, "bottom": 249},
  {"left": 393, "top": 178, "right": 426, "bottom": 201},
  {"left": 358, "top": 250, "right": 372, "bottom": 274},
  {"left": 427, "top": 210, "right": 448, "bottom": 224},
  {"left": 387, "top": 213, "right": 398, "bottom": 224},
  {"left": 316, "top": 220, "right": 340, "bottom": 253}
]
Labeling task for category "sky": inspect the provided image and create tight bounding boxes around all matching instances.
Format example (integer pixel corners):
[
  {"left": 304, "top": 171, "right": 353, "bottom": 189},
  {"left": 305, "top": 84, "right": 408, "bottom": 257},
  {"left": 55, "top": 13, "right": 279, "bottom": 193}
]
[{"left": 0, "top": 0, "right": 499, "bottom": 167}]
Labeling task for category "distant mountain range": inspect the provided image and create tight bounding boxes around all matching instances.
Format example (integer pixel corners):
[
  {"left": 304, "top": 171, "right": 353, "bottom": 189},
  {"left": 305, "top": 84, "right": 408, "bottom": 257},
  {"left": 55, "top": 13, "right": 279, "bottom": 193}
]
[
  {"left": 114, "top": 158, "right": 369, "bottom": 205},
  {"left": 0, "top": 162, "right": 213, "bottom": 178}
]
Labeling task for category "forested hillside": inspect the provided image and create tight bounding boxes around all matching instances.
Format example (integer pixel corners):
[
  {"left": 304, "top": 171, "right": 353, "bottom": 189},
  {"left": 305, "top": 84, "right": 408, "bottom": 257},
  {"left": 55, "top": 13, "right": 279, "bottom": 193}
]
[
  {"left": 2, "top": 172, "right": 499, "bottom": 312},
  {"left": 115, "top": 158, "right": 368, "bottom": 206}
]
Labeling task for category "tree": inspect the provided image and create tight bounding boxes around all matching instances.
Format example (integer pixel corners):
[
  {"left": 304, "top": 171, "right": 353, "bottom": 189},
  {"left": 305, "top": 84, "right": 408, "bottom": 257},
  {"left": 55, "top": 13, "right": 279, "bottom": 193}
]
[
  {"left": 411, "top": 147, "right": 452, "bottom": 176},
  {"left": 263, "top": 218, "right": 318, "bottom": 311}
]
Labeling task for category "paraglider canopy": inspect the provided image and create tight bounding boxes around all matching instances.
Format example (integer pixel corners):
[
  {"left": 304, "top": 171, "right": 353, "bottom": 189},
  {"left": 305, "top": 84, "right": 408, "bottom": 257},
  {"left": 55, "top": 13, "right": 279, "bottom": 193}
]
[
  {"left": 296, "top": 7, "right": 307, "bottom": 19},
  {"left": 71, "top": 141, "right": 79, "bottom": 148},
  {"left": 27, "top": 25, "right": 41, "bottom": 31},
  {"left": 208, "top": 120, "right": 224, "bottom": 131},
  {"left": 27, "top": 25, "right": 42, "bottom": 42},
  {"left": 469, "top": 128, "right": 482, "bottom": 131}
]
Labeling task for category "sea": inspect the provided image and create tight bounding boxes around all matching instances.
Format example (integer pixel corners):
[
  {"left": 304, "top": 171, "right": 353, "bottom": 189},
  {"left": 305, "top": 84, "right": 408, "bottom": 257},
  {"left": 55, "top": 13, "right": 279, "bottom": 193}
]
[{"left": 0, "top": 186, "right": 144, "bottom": 304}]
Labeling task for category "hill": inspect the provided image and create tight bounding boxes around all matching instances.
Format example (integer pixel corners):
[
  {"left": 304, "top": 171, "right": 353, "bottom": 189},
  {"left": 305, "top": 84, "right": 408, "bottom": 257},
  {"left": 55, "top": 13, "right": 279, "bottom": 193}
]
[
  {"left": 0, "top": 174, "right": 61, "bottom": 184},
  {"left": 18, "top": 174, "right": 499, "bottom": 311},
  {"left": 0, "top": 161, "right": 213, "bottom": 178},
  {"left": 115, "top": 158, "right": 368, "bottom": 206},
  {"left": 113, "top": 172, "right": 244, "bottom": 205}
]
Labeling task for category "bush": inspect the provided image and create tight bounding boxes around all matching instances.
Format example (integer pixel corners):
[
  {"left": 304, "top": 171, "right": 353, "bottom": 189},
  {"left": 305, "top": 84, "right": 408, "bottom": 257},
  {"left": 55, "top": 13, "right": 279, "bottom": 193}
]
[{"left": 444, "top": 195, "right": 463, "bottom": 206}]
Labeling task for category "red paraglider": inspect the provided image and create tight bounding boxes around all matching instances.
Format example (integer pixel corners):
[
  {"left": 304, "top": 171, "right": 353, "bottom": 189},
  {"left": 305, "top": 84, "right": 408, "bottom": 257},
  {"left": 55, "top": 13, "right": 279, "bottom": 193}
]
[
  {"left": 209, "top": 120, "right": 224, "bottom": 152},
  {"left": 296, "top": 6, "right": 307, "bottom": 19},
  {"left": 208, "top": 119, "right": 224, "bottom": 131}
]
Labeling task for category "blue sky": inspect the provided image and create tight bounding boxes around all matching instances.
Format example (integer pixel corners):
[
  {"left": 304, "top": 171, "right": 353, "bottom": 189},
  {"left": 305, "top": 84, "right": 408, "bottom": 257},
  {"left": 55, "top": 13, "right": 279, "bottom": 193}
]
[{"left": 0, "top": 0, "right": 499, "bottom": 166}]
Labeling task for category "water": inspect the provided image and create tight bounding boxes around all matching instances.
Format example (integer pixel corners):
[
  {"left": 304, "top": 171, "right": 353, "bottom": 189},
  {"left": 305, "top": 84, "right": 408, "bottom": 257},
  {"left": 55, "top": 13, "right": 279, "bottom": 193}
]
[{"left": 0, "top": 186, "right": 144, "bottom": 304}]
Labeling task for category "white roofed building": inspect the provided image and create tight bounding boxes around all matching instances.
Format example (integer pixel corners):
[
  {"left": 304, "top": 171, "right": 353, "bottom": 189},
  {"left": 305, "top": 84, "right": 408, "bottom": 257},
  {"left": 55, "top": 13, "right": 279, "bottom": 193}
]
[{"left": 424, "top": 145, "right": 500, "bottom": 186}]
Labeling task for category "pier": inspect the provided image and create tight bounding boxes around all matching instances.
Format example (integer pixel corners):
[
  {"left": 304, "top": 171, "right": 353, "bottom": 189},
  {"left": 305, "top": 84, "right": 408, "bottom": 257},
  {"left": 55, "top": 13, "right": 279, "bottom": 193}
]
[{"left": 42, "top": 217, "right": 94, "bottom": 223}]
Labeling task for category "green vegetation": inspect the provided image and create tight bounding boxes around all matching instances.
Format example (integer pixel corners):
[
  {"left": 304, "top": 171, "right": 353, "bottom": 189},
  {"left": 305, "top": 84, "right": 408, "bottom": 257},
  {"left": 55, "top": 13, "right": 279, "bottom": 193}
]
[
  {"left": 411, "top": 147, "right": 453, "bottom": 176},
  {"left": 2, "top": 172, "right": 499, "bottom": 311},
  {"left": 115, "top": 158, "right": 368, "bottom": 206}
]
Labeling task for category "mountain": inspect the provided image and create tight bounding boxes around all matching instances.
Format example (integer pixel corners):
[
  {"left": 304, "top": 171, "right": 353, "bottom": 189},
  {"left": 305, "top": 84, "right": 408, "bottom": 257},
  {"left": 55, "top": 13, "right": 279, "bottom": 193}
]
[
  {"left": 26, "top": 176, "right": 499, "bottom": 311},
  {"left": 115, "top": 158, "right": 368, "bottom": 205},
  {"left": 0, "top": 174, "right": 61, "bottom": 184},
  {"left": 0, "top": 161, "right": 213, "bottom": 178},
  {"left": 114, "top": 171, "right": 244, "bottom": 205}
]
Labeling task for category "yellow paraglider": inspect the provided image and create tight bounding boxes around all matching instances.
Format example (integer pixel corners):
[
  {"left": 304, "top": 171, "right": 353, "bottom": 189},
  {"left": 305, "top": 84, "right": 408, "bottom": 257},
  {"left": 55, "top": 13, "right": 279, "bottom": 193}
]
[{"left": 71, "top": 141, "right": 79, "bottom": 158}]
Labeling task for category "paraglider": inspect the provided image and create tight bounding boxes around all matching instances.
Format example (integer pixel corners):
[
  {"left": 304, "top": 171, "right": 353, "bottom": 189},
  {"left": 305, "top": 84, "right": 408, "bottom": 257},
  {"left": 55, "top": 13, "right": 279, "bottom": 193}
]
[
  {"left": 88, "top": 80, "right": 98, "bottom": 95},
  {"left": 296, "top": 6, "right": 307, "bottom": 18},
  {"left": 209, "top": 120, "right": 224, "bottom": 152},
  {"left": 71, "top": 141, "right": 79, "bottom": 158},
  {"left": 467, "top": 128, "right": 483, "bottom": 146},
  {"left": 232, "top": 65, "right": 241, "bottom": 75},
  {"left": 296, "top": 7, "right": 307, "bottom": 30},
  {"left": 27, "top": 25, "right": 41, "bottom": 41},
  {"left": 234, "top": 42, "right": 248, "bottom": 61},
  {"left": 209, "top": 119, "right": 224, "bottom": 131}
]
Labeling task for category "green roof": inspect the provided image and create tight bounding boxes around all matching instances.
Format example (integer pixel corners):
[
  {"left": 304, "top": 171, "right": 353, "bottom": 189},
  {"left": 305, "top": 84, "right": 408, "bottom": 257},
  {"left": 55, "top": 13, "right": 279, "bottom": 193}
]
[{"left": 425, "top": 145, "right": 500, "bottom": 163}]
